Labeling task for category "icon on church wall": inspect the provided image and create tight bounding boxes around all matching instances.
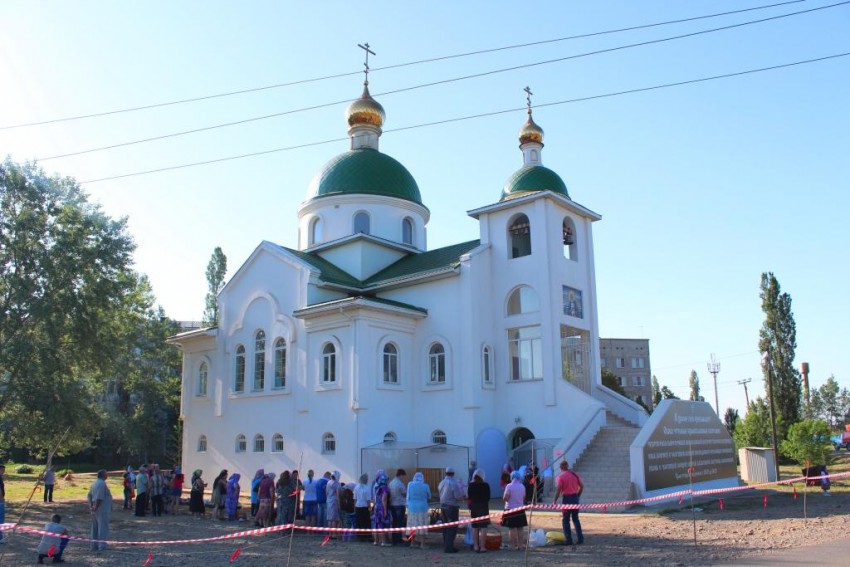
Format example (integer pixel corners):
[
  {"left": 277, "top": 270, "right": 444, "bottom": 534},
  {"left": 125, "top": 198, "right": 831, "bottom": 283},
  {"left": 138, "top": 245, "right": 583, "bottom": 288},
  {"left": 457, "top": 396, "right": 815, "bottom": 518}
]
[{"left": 562, "top": 286, "right": 583, "bottom": 319}]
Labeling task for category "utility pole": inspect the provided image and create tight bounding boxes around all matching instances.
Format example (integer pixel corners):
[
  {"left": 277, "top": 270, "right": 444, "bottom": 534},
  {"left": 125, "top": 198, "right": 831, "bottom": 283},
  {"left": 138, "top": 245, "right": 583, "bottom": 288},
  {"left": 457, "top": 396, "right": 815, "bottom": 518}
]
[
  {"left": 762, "top": 348, "right": 782, "bottom": 481},
  {"left": 737, "top": 378, "right": 752, "bottom": 408},
  {"left": 707, "top": 353, "right": 721, "bottom": 415}
]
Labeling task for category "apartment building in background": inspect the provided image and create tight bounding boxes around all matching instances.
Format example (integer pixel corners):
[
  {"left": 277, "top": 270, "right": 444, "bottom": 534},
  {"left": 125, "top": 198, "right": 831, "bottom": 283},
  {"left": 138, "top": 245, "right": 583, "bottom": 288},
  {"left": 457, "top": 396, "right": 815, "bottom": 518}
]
[{"left": 600, "top": 338, "right": 652, "bottom": 408}]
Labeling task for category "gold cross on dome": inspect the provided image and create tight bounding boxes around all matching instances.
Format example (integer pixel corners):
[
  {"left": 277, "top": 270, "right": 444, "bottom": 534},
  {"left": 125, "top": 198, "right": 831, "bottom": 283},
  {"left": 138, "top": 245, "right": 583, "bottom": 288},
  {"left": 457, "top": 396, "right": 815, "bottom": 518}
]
[
  {"left": 524, "top": 86, "right": 534, "bottom": 114},
  {"left": 358, "top": 43, "right": 376, "bottom": 85}
]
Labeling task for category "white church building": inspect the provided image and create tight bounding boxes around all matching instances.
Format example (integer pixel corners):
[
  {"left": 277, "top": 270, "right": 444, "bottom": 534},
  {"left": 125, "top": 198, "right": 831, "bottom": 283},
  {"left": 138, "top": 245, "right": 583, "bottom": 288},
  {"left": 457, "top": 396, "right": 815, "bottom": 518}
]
[{"left": 169, "top": 79, "right": 648, "bottom": 495}]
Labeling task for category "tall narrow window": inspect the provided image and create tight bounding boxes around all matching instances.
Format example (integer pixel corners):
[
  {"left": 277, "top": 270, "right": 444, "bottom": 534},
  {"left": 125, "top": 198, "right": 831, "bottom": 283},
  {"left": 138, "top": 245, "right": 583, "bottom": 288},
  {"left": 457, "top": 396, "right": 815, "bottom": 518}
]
[
  {"left": 198, "top": 435, "right": 208, "bottom": 452},
  {"left": 322, "top": 432, "right": 336, "bottom": 454},
  {"left": 429, "top": 343, "right": 446, "bottom": 383},
  {"left": 310, "top": 217, "right": 323, "bottom": 245},
  {"left": 236, "top": 434, "right": 247, "bottom": 453},
  {"left": 253, "top": 330, "right": 265, "bottom": 391},
  {"left": 354, "top": 212, "right": 370, "bottom": 234},
  {"left": 431, "top": 430, "right": 447, "bottom": 444},
  {"left": 272, "top": 433, "right": 284, "bottom": 452},
  {"left": 563, "top": 217, "right": 578, "bottom": 260},
  {"left": 383, "top": 343, "right": 399, "bottom": 384},
  {"left": 274, "top": 338, "right": 287, "bottom": 388},
  {"left": 253, "top": 434, "right": 265, "bottom": 453},
  {"left": 509, "top": 214, "right": 532, "bottom": 258},
  {"left": 508, "top": 326, "right": 543, "bottom": 381},
  {"left": 234, "top": 345, "right": 246, "bottom": 392},
  {"left": 482, "top": 346, "right": 492, "bottom": 384},
  {"left": 197, "top": 362, "right": 208, "bottom": 396},
  {"left": 322, "top": 343, "right": 337, "bottom": 383},
  {"left": 402, "top": 217, "right": 414, "bottom": 245}
]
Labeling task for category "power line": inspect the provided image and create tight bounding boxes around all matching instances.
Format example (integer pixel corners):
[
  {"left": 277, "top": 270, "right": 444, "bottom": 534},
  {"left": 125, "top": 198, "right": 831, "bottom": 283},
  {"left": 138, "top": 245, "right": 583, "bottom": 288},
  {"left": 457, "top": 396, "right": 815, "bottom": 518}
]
[
  {"left": 0, "top": 0, "right": 808, "bottom": 130},
  {"left": 35, "top": 1, "right": 850, "bottom": 162},
  {"left": 78, "top": 52, "right": 850, "bottom": 184}
]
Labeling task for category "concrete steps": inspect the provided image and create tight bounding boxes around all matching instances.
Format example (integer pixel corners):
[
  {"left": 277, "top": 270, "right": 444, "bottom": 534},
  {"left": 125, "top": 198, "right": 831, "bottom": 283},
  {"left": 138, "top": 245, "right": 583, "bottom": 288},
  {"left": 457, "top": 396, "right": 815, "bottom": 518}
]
[{"left": 572, "top": 423, "right": 640, "bottom": 511}]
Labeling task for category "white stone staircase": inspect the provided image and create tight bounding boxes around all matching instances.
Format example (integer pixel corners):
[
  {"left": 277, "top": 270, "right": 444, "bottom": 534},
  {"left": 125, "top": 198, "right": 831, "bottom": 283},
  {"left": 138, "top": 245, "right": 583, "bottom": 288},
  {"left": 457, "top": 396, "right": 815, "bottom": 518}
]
[{"left": 571, "top": 413, "right": 640, "bottom": 511}]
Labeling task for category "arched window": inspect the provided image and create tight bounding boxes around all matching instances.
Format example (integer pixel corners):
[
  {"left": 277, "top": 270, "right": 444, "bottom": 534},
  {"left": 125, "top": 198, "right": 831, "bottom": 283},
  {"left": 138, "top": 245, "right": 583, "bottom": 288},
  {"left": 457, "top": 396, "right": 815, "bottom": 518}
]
[
  {"left": 310, "top": 217, "right": 323, "bottom": 246},
  {"left": 322, "top": 432, "right": 336, "bottom": 454},
  {"left": 402, "top": 217, "right": 414, "bottom": 245},
  {"left": 197, "top": 435, "right": 208, "bottom": 452},
  {"left": 482, "top": 346, "right": 492, "bottom": 384},
  {"left": 272, "top": 433, "right": 284, "bottom": 452},
  {"left": 197, "top": 361, "right": 208, "bottom": 396},
  {"left": 253, "top": 330, "right": 265, "bottom": 391},
  {"left": 235, "top": 434, "right": 247, "bottom": 453},
  {"left": 431, "top": 430, "right": 447, "bottom": 444},
  {"left": 253, "top": 434, "right": 265, "bottom": 453},
  {"left": 508, "top": 214, "right": 532, "bottom": 258},
  {"left": 507, "top": 285, "right": 540, "bottom": 315},
  {"left": 383, "top": 431, "right": 397, "bottom": 443},
  {"left": 234, "top": 345, "right": 246, "bottom": 392},
  {"left": 383, "top": 343, "right": 399, "bottom": 384},
  {"left": 563, "top": 217, "right": 577, "bottom": 260},
  {"left": 428, "top": 343, "right": 446, "bottom": 383},
  {"left": 508, "top": 326, "right": 543, "bottom": 381},
  {"left": 322, "top": 343, "right": 337, "bottom": 383},
  {"left": 354, "top": 212, "right": 370, "bottom": 234},
  {"left": 274, "top": 338, "right": 287, "bottom": 388}
]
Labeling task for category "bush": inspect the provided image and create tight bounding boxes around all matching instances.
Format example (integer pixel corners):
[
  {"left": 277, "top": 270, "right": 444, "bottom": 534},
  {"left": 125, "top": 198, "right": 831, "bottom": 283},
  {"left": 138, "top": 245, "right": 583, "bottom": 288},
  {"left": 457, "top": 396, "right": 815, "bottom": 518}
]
[
  {"left": 780, "top": 419, "right": 833, "bottom": 466},
  {"left": 15, "top": 464, "right": 34, "bottom": 474}
]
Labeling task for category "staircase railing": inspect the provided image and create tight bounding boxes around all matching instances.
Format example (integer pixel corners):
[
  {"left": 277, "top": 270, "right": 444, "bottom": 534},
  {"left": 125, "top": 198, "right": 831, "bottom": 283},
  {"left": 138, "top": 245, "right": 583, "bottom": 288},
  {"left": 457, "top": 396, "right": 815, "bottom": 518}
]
[
  {"left": 593, "top": 384, "right": 649, "bottom": 427},
  {"left": 552, "top": 404, "right": 607, "bottom": 470}
]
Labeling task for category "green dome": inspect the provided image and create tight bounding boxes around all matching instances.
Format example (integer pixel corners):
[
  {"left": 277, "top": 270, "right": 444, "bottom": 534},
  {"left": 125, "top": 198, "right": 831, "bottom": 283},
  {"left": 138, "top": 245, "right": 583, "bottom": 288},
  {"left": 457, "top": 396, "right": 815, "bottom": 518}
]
[
  {"left": 307, "top": 148, "right": 422, "bottom": 205},
  {"left": 501, "top": 165, "right": 569, "bottom": 201}
]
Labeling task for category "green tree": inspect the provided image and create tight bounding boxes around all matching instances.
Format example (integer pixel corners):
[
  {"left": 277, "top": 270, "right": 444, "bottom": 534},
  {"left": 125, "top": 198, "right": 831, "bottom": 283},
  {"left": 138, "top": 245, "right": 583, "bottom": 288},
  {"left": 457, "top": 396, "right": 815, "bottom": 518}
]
[
  {"left": 688, "top": 370, "right": 705, "bottom": 402},
  {"left": 780, "top": 419, "right": 832, "bottom": 467},
  {"left": 652, "top": 375, "right": 662, "bottom": 407},
  {"left": 723, "top": 407, "right": 739, "bottom": 436},
  {"left": 1, "top": 159, "right": 138, "bottom": 456},
  {"left": 759, "top": 272, "right": 802, "bottom": 438},
  {"left": 809, "top": 375, "right": 849, "bottom": 428},
  {"left": 601, "top": 368, "right": 628, "bottom": 397},
  {"left": 734, "top": 398, "right": 782, "bottom": 449},
  {"left": 660, "top": 385, "right": 679, "bottom": 400},
  {"left": 203, "top": 247, "right": 227, "bottom": 326}
]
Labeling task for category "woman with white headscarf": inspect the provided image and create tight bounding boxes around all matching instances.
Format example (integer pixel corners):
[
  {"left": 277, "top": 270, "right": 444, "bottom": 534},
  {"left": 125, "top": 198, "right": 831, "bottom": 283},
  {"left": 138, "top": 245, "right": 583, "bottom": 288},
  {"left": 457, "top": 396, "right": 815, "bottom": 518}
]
[
  {"left": 467, "top": 469, "right": 491, "bottom": 553},
  {"left": 326, "top": 471, "right": 342, "bottom": 535},
  {"left": 406, "top": 471, "right": 431, "bottom": 549}
]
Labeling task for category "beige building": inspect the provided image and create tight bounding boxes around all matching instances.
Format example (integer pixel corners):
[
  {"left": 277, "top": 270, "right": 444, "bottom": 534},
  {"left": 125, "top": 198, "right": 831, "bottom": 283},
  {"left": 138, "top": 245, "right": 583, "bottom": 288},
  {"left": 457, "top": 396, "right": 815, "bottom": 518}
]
[{"left": 600, "top": 338, "right": 652, "bottom": 408}]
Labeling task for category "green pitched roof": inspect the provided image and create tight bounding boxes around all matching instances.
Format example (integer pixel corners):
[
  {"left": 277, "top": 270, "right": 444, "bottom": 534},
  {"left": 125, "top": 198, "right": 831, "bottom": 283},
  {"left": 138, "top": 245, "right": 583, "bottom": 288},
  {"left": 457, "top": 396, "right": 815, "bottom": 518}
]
[
  {"left": 501, "top": 165, "right": 569, "bottom": 201},
  {"left": 306, "top": 148, "right": 423, "bottom": 205},
  {"left": 279, "top": 246, "right": 362, "bottom": 288}
]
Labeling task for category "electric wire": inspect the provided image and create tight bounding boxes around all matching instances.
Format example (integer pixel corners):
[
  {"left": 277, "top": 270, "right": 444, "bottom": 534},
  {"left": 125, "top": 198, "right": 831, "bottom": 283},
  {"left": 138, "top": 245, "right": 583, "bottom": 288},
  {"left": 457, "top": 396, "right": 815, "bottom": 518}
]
[
  {"left": 35, "top": 1, "right": 849, "bottom": 162},
  {"left": 0, "top": 0, "right": 808, "bottom": 130},
  {"left": 78, "top": 52, "right": 850, "bottom": 184}
]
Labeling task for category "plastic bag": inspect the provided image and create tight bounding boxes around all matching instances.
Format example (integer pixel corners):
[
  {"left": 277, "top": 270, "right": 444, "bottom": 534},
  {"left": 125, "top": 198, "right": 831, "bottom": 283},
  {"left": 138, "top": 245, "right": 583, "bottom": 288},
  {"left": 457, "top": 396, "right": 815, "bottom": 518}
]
[
  {"left": 546, "top": 530, "right": 566, "bottom": 545},
  {"left": 464, "top": 525, "right": 474, "bottom": 545},
  {"left": 529, "top": 528, "right": 547, "bottom": 548}
]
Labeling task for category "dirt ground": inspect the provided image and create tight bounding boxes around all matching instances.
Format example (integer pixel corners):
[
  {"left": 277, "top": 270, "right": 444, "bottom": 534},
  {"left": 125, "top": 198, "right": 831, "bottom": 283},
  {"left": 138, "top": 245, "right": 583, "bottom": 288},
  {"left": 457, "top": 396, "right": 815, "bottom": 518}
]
[{"left": 1, "top": 489, "right": 848, "bottom": 566}]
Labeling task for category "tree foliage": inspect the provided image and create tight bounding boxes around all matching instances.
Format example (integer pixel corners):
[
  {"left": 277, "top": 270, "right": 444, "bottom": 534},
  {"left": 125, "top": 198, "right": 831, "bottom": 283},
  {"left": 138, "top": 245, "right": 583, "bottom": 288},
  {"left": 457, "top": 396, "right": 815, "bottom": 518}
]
[
  {"left": 780, "top": 419, "right": 833, "bottom": 467},
  {"left": 759, "top": 272, "right": 802, "bottom": 438},
  {"left": 734, "top": 398, "right": 782, "bottom": 449},
  {"left": 808, "top": 375, "right": 850, "bottom": 428},
  {"left": 688, "top": 370, "right": 705, "bottom": 402},
  {"left": 652, "top": 375, "right": 661, "bottom": 407},
  {"left": 601, "top": 368, "right": 628, "bottom": 397},
  {"left": 660, "top": 385, "right": 679, "bottom": 400},
  {"left": 203, "top": 247, "right": 227, "bottom": 326},
  {"left": 1, "top": 159, "right": 139, "bottom": 456},
  {"left": 724, "top": 408, "right": 739, "bottom": 436}
]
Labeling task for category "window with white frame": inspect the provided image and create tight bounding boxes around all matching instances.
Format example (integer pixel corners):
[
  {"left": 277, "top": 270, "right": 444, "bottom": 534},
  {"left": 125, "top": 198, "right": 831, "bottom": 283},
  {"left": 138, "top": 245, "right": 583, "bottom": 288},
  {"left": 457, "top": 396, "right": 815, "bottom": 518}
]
[
  {"left": 482, "top": 346, "right": 492, "bottom": 384},
  {"left": 274, "top": 338, "right": 287, "bottom": 388},
  {"left": 197, "top": 361, "right": 208, "bottom": 396},
  {"left": 253, "top": 434, "right": 265, "bottom": 452},
  {"left": 402, "top": 217, "right": 414, "bottom": 245},
  {"left": 428, "top": 343, "right": 446, "bottom": 383},
  {"left": 630, "top": 357, "right": 645, "bottom": 369},
  {"left": 633, "top": 375, "right": 645, "bottom": 387},
  {"left": 615, "top": 357, "right": 625, "bottom": 369},
  {"left": 383, "top": 343, "right": 399, "bottom": 384},
  {"left": 234, "top": 345, "right": 246, "bottom": 392},
  {"left": 431, "top": 430, "right": 447, "bottom": 444},
  {"left": 508, "top": 214, "right": 532, "bottom": 258},
  {"left": 508, "top": 326, "right": 543, "bottom": 381},
  {"left": 236, "top": 434, "right": 247, "bottom": 453},
  {"left": 310, "top": 217, "right": 323, "bottom": 246},
  {"left": 198, "top": 435, "right": 208, "bottom": 452},
  {"left": 322, "top": 343, "right": 337, "bottom": 383},
  {"left": 322, "top": 432, "right": 336, "bottom": 454},
  {"left": 272, "top": 433, "right": 284, "bottom": 452},
  {"left": 507, "top": 285, "right": 540, "bottom": 315},
  {"left": 383, "top": 431, "right": 397, "bottom": 443},
  {"left": 354, "top": 212, "right": 370, "bottom": 234},
  {"left": 617, "top": 376, "right": 626, "bottom": 387},
  {"left": 253, "top": 330, "right": 265, "bottom": 391}
]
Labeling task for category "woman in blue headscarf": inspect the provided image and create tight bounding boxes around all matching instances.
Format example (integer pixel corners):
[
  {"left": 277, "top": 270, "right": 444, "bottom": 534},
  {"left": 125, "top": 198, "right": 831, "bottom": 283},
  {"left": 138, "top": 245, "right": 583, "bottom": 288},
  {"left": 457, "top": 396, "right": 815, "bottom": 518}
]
[
  {"left": 372, "top": 471, "right": 391, "bottom": 546},
  {"left": 225, "top": 473, "right": 241, "bottom": 520},
  {"left": 406, "top": 471, "right": 431, "bottom": 549}
]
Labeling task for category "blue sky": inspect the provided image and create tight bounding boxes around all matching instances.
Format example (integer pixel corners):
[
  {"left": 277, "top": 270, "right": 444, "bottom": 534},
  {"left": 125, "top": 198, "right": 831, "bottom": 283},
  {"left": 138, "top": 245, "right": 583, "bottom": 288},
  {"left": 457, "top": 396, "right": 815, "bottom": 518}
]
[{"left": 1, "top": 1, "right": 847, "bottom": 415}]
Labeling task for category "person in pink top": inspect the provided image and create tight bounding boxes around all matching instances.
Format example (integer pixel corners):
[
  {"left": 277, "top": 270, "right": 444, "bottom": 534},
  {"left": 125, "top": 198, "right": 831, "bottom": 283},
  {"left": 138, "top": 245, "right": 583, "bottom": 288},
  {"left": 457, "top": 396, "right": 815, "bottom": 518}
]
[
  {"left": 552, "top": 460, "right": 584, "bottom": 545},
  {"left": 502, "top": 470, "right": 527, "bottom": 550}
]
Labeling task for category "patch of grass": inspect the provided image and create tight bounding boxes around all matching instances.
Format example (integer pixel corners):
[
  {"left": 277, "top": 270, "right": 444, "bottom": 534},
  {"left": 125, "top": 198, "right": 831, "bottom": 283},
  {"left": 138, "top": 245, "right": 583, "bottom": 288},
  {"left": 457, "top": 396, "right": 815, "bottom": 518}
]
[{"left": 2, "top": 472, "right": 125, "bottom": 503}]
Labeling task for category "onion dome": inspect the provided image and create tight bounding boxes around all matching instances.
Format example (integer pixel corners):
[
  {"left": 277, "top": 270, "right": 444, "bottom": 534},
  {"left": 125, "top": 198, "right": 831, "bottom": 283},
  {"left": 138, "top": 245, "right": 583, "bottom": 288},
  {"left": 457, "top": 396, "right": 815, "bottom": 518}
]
[
  {"left": 518, "top": 114, "right": 544, "bottom": 145},
  {"left": 501, "top": 165, "right": 568, "bottom": 201},
  {"left": 307, "top": 149, "right": 422, "bottom": 205},
  {"left": 345, "top": 84, "right": 385, "bottom": 129}
]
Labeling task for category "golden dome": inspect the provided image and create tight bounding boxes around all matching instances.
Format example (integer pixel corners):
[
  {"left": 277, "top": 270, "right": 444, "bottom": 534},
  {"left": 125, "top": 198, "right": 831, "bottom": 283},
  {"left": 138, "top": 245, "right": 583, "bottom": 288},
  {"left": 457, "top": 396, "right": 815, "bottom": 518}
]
[
  {"left": 346, "top": 84, "right": 385, "bottom": 128},
  {"left": 518, "top": 113, "right": 544, "bottom": 145}
]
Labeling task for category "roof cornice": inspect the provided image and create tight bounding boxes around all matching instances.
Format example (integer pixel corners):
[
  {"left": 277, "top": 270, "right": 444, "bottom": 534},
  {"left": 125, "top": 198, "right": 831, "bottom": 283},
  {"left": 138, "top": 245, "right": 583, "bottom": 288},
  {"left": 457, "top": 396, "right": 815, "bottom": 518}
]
[{"left": 467, "top": 190, "right": 601, "bottom": 221}]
